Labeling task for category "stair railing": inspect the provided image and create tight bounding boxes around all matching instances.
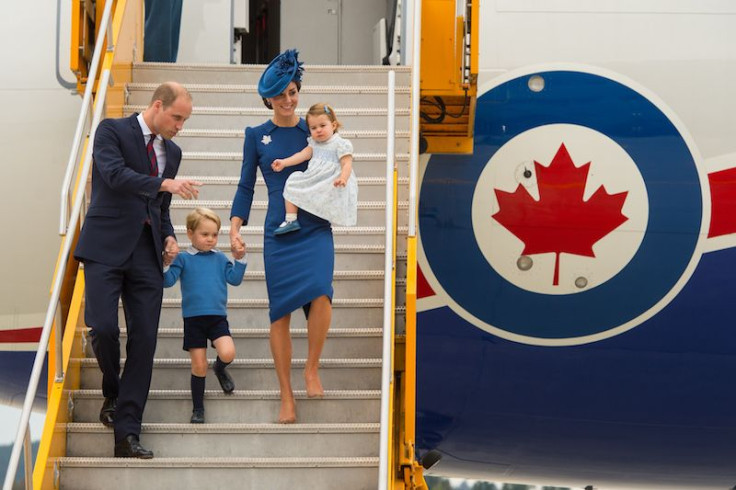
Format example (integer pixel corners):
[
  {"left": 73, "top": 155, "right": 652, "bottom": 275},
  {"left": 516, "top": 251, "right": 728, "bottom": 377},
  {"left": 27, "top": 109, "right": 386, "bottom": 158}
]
[
  {"left": 60, "top": 0, "right": 115, "bottom": 234},
  {"left": 409, "top": 0, "right": 421, "bottom": 241},
  {"left": 378, "top": 69, "right": 397, "bottom": 490},
  {"left": 2, "top": 0, "right": 116, "bottom": 487}
]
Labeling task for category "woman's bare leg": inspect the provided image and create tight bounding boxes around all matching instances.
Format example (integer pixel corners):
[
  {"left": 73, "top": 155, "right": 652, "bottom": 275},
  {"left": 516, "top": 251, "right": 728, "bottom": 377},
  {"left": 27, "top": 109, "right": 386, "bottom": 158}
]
[
  {"left": 270, "top": 314, "right": 296, "bottom": 423},
  {"left": 305, "top": 295, "right": 331, "bottom": 398}
]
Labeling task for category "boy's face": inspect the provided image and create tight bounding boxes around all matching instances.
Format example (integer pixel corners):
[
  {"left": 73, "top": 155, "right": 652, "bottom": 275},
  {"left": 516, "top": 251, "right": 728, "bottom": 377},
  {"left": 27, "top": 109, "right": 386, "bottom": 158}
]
[{"left": 187, "top": 219, "right": 219, "bottom": 252}]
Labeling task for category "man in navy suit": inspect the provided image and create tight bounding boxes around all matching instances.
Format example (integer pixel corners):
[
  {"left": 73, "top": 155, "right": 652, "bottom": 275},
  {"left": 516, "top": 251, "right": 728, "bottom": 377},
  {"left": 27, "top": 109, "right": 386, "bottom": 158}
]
[{"left": 75, "top": 81, "right": 201, "bottom": 458}]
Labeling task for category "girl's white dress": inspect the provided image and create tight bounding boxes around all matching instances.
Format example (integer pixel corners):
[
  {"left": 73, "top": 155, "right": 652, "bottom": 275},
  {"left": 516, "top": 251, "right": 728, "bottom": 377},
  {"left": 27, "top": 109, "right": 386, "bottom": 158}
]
[{"left": 283, "top": 134, "right": 358, "bottom": 226}]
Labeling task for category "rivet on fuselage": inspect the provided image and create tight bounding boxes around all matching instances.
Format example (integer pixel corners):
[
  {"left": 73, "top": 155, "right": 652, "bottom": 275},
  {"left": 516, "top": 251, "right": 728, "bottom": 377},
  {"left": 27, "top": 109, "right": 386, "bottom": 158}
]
[
  {"left": 575, "top": 276, "right": 588, "bottom": 289},
  {"left": 528, "top": 74, "right": 545, "bottom": 92},
  {"left": 517, "top": 255, "right": 533, "bottom": 271}
]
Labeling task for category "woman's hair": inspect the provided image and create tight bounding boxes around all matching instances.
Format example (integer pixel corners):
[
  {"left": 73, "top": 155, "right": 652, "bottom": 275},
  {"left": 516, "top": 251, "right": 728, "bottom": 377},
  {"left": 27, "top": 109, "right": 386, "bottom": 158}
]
[
  {"left": 186, "top": 207, "right": 221, "bottom": 232},
  {"left": 261, "top": 80, "right": 302, "bottom": 109},
  {"left": 306, "top": 103, "right": 342, "bottom": 132}
]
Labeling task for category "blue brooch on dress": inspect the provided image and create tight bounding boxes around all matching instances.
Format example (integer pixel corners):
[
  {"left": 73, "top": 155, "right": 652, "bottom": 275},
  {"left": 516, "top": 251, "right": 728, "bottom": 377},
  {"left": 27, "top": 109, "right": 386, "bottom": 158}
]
[{"left": 261, "top": 135, "right": 272, "bottom": 145}]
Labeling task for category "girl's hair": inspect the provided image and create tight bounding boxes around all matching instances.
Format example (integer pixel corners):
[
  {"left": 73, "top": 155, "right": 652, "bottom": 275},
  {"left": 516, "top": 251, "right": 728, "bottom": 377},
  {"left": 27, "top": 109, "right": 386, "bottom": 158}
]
[
  {"left": 262, "top": 80, "right": 302, "bottom": 109},
  {"left": 306, "top": 103, "right": 342, "bottom": 132},
  {"left": 186, "top": 207, "right": 221, "bottom": 232}
]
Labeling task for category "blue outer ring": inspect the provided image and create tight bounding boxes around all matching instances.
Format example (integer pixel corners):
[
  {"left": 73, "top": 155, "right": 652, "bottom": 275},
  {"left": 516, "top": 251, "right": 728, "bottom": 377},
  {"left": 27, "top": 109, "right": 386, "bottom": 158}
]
[{"left": 419, "top": 70, "right": 702, "bottom": 339}]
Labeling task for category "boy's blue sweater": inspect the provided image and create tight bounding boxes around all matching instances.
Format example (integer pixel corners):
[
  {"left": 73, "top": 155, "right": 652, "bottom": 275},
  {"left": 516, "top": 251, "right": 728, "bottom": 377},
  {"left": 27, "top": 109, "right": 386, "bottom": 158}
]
[{"left": 163, "top": 248, "right": 247, "bottom": 318}]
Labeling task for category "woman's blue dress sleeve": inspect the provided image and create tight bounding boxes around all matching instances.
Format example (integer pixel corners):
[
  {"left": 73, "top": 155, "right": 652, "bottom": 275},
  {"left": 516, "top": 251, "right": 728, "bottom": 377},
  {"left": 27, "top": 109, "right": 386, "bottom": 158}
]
[{"left": 230, "top": 126, "right": 258, "bottom": 224}]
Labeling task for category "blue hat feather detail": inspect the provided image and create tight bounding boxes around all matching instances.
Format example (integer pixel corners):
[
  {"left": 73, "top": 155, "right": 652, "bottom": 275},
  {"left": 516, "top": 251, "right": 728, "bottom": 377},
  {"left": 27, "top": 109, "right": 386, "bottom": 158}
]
[{"left": 258, "top": 49, "right": 304, "bottom": 98}]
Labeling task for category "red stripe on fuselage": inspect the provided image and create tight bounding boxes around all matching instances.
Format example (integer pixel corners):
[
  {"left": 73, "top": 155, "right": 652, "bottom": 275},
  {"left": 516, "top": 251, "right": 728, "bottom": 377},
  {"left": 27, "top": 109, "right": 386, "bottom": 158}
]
[
  {"left": 0, "top": 327, "right": 42, "bottom": 343},
  {"left": 709, "top": 168, "right": 736, "bottom": 238},
  {"left": 417, "top": 265, "right": 435, "bottom": 299}
]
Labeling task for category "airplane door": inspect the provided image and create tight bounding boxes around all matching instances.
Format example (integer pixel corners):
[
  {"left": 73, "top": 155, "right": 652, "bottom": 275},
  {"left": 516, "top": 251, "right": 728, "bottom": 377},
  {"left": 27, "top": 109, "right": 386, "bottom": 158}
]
[{"left": 280, "top": 0, "right": 339, "bottom": 64}]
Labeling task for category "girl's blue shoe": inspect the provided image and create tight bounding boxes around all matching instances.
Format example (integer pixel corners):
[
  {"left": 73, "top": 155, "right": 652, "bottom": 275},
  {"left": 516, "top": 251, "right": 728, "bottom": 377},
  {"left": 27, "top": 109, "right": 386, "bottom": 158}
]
[{"left": 274, "top": 220, "right": 301, "bottom": 236}]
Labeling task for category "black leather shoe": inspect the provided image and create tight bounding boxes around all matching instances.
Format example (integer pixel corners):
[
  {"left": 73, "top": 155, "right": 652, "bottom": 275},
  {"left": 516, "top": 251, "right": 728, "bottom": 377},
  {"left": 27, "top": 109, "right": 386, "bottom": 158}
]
[
  {"left": 114, "top": 435, "right": 154, "bottom": 459},
  {"left": 190, "top": 408, "right": 205, "bottom": 424},
  {"left": 214, "top": 366, "right": 235, "bottom": 393},
  {"left": 99, "top": 397, "right": 116, "bottom": 428}
]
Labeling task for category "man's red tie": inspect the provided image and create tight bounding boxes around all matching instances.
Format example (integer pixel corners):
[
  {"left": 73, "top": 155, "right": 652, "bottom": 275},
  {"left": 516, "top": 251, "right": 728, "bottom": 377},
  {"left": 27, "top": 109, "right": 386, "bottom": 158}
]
[{"left": 147, "top": 134, "right": 158, "bottom": 176}]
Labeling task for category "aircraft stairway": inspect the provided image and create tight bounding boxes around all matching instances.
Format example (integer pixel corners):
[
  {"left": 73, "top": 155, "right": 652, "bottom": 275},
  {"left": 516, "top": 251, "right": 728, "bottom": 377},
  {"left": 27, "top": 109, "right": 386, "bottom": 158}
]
[{"left": 54, "top": 62, "right": 411, "bottom": 489}]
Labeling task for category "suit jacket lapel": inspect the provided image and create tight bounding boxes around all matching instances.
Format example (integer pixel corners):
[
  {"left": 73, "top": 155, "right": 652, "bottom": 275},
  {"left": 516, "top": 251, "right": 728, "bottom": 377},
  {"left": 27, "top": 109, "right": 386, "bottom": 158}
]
[
  {"left": 162, "top": 140, "right": 175, "bottom": 179},
  {"left": 129, "top": 114, "right": 149, "bottom": 174}
]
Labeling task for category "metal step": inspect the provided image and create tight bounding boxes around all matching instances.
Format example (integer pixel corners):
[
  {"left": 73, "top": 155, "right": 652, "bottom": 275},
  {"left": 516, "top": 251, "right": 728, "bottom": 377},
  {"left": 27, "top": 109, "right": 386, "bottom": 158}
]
[
  {"left": 126, "top": 82, "right": 411, "bottom": 108},
  {"left": 177, "top": 151, "right": 411, "bottom": 178},
  {"left": 66, "top": 422, "right": 380, "bottom": 458},
  {"left": 171, "top": 128, "right": 411, "bottom": 153},
  {"left": 155, "top": 300, "right": 407, "bottom": 331},
  {"left": 174, "top": 223, "right": 408, "bottom": 246},
  {"left": 173, "top": 176, "right": 409, "bottom": 202},
  {"left": 71, "top": 389, "right": 381, "bottom": 425},
  {"left": 56, "top": 456, "right": 378, "bottom": 490},
  {"left": 125, "top": 105, "right": 412, "bottom": 131},
  {"left": 76, "top": 357, "right": 382, "bottom": 391},
  {"left": 83, "top": 327, "right": 384, "bottom": 360},
  {"left": 132, "top": 61, "right": 411, "bottom": 86},
  {"left": 169, "top": 199, "right": 410, "bottom": 228}
]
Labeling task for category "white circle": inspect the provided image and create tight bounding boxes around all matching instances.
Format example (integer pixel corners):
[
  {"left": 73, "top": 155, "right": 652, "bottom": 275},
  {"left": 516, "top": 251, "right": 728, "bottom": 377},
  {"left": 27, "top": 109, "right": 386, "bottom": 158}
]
[{"left": 472, "top": 124, "right": 649, "bottom": 295}]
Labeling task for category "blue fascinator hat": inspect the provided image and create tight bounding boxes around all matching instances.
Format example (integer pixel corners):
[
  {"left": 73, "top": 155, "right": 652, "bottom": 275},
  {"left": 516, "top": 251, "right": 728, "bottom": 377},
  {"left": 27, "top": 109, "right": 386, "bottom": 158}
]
[{"left": 258, "top": 49, "right": 304, "bottom": 98}]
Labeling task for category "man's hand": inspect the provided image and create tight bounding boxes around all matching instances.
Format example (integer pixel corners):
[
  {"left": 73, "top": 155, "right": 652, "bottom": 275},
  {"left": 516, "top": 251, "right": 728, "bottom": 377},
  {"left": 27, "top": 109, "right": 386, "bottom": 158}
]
[
  {"left": 161, "top": 179, "right": 203, "bottom": 199},
  {"left": 163, "top": 236, "right": 179, "bottom": 266}
]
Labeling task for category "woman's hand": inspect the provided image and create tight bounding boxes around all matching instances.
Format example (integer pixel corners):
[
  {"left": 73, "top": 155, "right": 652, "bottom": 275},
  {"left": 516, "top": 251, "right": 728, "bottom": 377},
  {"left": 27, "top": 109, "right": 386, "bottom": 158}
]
[{"left": 230, "top": 232, "right": 246, "bottom": 257}]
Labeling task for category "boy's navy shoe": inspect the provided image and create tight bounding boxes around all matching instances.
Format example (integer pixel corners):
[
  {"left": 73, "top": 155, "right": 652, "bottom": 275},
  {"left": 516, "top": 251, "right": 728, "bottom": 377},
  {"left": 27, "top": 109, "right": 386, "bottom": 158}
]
[
  {"left": 274, "top": 220, "right": 301, "bottom": 236},
  {"left": 214, "top": 366, "right": 235, "bottom": 393},
  {"left": 190, "top": 408, "right": 205, "bottom": 424}
]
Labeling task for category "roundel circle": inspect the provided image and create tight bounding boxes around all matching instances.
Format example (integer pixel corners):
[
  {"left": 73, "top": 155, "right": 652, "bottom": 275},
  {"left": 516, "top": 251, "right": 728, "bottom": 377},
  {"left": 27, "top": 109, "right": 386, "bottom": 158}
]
[{"left": 419, "top": 68, "right": 705, "bottom": 345}]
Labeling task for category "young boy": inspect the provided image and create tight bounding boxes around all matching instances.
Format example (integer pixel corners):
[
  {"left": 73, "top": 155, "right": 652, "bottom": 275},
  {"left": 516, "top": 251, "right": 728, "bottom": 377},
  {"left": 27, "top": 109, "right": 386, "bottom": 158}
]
[{"left": 164, "top": 207, "right": 246, "bottom": 423}]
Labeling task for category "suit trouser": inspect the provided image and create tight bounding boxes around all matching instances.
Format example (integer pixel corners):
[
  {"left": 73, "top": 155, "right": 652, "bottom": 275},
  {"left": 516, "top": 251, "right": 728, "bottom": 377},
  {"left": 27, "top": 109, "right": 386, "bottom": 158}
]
[{"left": 83, "top": 226, "right": 162, "bottom": 443}]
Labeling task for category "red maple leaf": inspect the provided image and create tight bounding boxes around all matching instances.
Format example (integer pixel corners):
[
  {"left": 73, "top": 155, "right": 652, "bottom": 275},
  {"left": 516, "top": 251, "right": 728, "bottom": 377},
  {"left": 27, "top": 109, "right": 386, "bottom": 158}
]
[{"left": 492, "top": 143, "right": 629, "bottom": 286}]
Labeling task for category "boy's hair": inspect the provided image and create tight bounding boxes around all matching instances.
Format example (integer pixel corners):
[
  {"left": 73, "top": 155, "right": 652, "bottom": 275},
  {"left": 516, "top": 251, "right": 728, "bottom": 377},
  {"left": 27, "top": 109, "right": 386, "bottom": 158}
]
[
  {"left": 306, "top": 103, "right": 342, "bottom": 132},
  {"left": 186, "top": 207, "right": 221, "bottom": 232}
]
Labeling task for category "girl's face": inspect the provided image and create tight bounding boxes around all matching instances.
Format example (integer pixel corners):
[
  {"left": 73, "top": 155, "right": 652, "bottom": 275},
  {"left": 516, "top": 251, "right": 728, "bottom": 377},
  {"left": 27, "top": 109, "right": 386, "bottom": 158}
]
[
  {"left": 268, "top": 82, "right": 299, "bottom": 119},
  {"left": 187, "top": 219, "right": 219, "bottom": 252},
  {"left": 307, "top": 114, "right": 337, "bottom": 143}
]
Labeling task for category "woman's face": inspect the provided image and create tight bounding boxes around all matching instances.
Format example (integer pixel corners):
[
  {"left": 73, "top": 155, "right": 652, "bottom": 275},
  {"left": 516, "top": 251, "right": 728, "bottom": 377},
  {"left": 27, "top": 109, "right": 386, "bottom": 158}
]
[{"left": 268, "top": 82, "right": 299, "bottom": 118}]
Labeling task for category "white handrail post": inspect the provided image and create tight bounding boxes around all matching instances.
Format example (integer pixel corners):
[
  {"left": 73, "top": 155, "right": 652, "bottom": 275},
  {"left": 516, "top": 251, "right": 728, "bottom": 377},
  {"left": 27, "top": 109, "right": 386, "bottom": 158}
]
[
  {"left": 59, "top": 0, "right": 115, "bottom": 235},
  {"left": 22, "top": 425, "right": 32, "bottom": 490},
  {"left": 408, "top": 0, "right": 422, "bottom": 238},
  {"left": 378, "top": 69, "right": 397, "bottom": 490},
  {"left": 230, "top": 0, "right": 236, "bottom": 64}
]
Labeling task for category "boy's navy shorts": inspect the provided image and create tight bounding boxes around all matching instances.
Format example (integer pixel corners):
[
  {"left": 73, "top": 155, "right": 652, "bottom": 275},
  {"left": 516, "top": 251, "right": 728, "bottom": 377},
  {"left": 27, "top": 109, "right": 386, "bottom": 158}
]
[{"left": 183, "top": 315, "right": 231, "bottom": 351}]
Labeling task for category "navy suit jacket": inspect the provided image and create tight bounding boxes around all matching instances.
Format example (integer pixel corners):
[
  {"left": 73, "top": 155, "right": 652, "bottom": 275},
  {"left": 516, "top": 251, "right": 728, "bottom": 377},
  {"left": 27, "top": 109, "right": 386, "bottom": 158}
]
[{"left": 75, "top": 113, "right": 182, "bottom": 268}]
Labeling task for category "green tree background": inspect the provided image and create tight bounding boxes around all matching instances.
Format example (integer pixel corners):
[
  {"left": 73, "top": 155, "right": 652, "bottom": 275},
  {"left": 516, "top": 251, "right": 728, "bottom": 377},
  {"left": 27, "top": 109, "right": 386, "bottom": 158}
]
[{"left": 425, "top": 476, "right": 570, "bottom": 490}]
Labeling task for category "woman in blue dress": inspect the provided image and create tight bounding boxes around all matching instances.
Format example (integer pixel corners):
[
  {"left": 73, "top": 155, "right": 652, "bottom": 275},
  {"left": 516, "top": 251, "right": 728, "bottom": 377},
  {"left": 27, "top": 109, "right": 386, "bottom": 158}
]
[{"left": 230, "top": 50, "right": 332, "bottom": 423}]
